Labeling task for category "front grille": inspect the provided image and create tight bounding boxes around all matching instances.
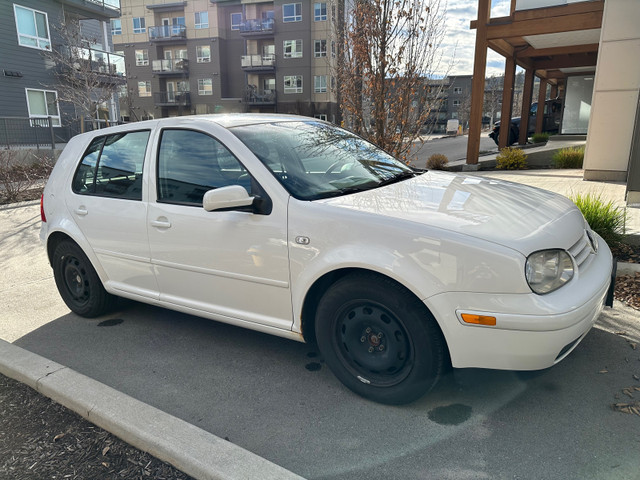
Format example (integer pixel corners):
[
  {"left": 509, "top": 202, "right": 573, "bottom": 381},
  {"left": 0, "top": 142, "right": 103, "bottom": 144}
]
[{"left": 568, "top": 230, "right": 593, "bottom": 269}]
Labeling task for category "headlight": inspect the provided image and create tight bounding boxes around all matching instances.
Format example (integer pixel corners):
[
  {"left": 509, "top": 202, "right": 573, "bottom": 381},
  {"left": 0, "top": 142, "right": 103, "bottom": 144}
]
[{"left": 525, "top": 249, "right": 574, "bottom": 294}]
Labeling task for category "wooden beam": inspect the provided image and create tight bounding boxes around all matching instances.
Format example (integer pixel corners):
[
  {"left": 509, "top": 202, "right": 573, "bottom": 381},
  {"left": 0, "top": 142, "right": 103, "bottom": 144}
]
[
  {"left": 513, "top": 0, "right": 604, "bottom": 22},
  {"left": 533, "top": 52, "right": 598, "bottom": 70},
  {"left": 518, "top": 43, "right": 599, "bottom": 58},
  {"left": 519, "top": 68, "right": 535, "bottom": 144},
  {"left": 466, "top": 0, "right": 492, "bottom": 166},
  {"left": 535, "top": 78, "right": 547, "bottom": 134},
  {"left": 499, "top": 56, "right": 517, "bottom": 150},
  {"left": 486, "top": 12, "right": 602, "bottom": 40}
]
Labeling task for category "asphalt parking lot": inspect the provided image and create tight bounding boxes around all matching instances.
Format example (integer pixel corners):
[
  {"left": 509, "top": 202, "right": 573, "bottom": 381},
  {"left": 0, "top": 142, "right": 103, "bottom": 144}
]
[{"left": 2, "top": 202, "right": 640, "bottom": 480}]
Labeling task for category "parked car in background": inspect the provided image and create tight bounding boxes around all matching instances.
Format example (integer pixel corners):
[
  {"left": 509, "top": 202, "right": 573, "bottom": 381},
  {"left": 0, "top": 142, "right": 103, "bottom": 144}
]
[
  {"left": 41, "top": 114, "right": 614, "bottom": 404},
  {"left": 490, "top": 98, "right": 563, "bottom": 145}
]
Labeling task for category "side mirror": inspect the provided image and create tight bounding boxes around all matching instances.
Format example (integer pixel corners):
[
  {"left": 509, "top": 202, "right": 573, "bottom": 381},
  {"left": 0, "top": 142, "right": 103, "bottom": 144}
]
[{"left": 203, "top": 185, "right": 254, "bottom": 212}]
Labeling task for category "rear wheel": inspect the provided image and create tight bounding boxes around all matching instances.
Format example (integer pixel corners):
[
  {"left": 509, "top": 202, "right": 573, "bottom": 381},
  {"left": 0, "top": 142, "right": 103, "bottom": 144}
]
[
  {"left": 52, "top": 240, "right": 116, "bottom": 317},
  {"left": 315, "top": 273, "right": 445, "bottom": 404}
]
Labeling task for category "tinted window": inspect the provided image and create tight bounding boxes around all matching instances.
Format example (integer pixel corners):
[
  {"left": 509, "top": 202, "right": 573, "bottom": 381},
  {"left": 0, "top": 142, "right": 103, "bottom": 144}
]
[
  {"left": 157, "top": 129, "right": 253, "bottom": 206},
  {"left": 72, "top": 131, "right": 150, "bottom": 200}
]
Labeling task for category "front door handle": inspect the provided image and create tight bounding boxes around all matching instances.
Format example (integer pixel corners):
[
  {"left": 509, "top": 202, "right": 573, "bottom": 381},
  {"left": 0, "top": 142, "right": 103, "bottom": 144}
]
[{"left": 150, "top": 218, "right": 172, "bottom": 229}]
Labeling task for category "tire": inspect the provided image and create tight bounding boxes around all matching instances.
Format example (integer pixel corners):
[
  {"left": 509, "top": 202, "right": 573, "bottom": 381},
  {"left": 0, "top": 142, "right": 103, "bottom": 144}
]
[
  {"left": 491, "top": 125, "right": 519, "bottom": 146},
  {"left": 315, "top": 273, "right": 445, "bottom": 405},
  {"left": 52, "top": 240, "right": 116, "bottom": 317}
]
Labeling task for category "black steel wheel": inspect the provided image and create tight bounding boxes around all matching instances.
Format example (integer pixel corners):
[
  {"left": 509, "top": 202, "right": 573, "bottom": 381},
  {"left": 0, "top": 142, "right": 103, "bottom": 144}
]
[
  {"left": 315, "top": 273, "right": 446, "bottom": 404},
  {"left": 52, "top": 240, "right": 115, "bottom": 317}
]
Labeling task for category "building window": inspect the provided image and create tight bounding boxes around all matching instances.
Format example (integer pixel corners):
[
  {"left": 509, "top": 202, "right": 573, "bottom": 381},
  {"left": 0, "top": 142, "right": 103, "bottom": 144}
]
[
  {"left": 314, "top": 75, "right": 327, "bottom": 93},
  {"left": 177, "top": 81, "right": 190, "bottom": 92},
  {"left": 314, "top": 3, "right": 327, "bottom": 21},
  {"left": 135, "top": 49, "right": 149, "bottom": 66},
  {"left": 196, "top": 45, "right": 211, "bottom": 63},
  {"left": 231, "top": 13, "right": 242, "bottom": 30},
  {"left": 133, "top": 17, "right": 146, "bottom": 34},
  {"left": 453, "top": 100, "right": 460, "bottom": 106},
  {"left": 14, "top": 4, "right": 50, "bottom": 50},
  {"left": 110, "top": 19, "right": 121, "bottom": 35},
  {"left": 453, "top": 87, "right": 462, "bottom": 94},
  {"left": 331, "top": 76, "right": 335, "bottom": 91},
  {"left": 198, "top": 78, "right": 213, "bottom": 95},
  {"left": 283, "top": 40, "right": 303, "bottom": 59},
  {"left": 331, "top": 40, "right": 336, "bottom": 58},
  {"left": 314, "top": 114, "right": 328, "bottom": 121},
  {"left": 283, "top": 3, "right": 302, "bottom": 22},
  {"left": 451, "top": 112, "right": 458, "bottom": 119},
  {"left": 195, "top": 11, "right": 208, "bottom": 29},
  {"left": 314, "top": 40, "right": 326, "bottom": 58},
  {"left": 138, "top": 81, "right": 151, "bottom": 97},
  {"left": 284, "top": 75, "right": 303, "bottom": 94},
  {"left": 25, "top": 89, "right": 59, "bottom": 126}
]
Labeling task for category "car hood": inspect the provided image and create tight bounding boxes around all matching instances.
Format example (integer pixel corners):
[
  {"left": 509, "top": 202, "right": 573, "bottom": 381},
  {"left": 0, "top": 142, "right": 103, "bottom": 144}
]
[{"left": 317, "top": 171, "right": 585, "bottom": 254}]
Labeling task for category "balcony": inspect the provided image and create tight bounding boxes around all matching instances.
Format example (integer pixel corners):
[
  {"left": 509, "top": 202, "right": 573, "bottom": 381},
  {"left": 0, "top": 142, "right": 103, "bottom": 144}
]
[
  {"left": 59, "top": 0, "right": 120, "bottom": 18},
  {"left": 154, "top": 91, "right": 191, "bottom": 106},
  {"left": 241, "top": 54, "right": 275, "bottom": 72},
  {"left": 239, "top": 18, "right": 275, "bottom": 36},
  {"left": 152, "top": 58, "right": 189, "bottom": 75},
  {"left": 62, "top": 46, "right": 126, "bottom": 83},
  {"left": 244, "top": 87, "right": 276, "bottom": 105},
  {"left": 149, "top": 25, "right": 187, "bottom": 42}
]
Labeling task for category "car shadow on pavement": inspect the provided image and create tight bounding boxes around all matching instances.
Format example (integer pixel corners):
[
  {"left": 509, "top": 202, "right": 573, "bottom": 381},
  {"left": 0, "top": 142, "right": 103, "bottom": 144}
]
[{"left": 14, "top": 303, "right": 640, "bottom": 480}]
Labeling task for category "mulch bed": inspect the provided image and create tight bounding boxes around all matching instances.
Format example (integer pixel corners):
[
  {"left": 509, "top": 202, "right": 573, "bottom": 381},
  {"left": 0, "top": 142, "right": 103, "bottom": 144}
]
[{"left": 0, "top": 374, "right": 194, "bottom": 480}]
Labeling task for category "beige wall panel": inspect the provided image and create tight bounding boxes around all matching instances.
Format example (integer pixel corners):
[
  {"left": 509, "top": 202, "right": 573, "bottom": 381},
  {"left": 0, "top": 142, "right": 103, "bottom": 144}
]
[
  {"left": 595, "top": 40, "right": 640, "bottom": 92},
  {"left": 601, "top": 0, "right": 640, "bottom": 42},
  {"left": 584, "top": 90, "right": 639, "bottom": 173}
]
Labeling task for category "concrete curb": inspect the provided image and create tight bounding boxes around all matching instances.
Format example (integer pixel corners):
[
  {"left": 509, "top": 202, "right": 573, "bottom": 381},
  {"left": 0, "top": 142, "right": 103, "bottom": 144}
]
[
  {"left": 617, "top": 261, "right": 640, "bottom": 276},
  {"left": 0, "top": 339, "right": 305, "bottom": 480}
]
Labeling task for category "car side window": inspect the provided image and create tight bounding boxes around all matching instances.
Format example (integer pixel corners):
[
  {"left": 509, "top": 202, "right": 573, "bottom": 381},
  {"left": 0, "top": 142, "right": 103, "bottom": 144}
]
[
  {"left": 157, "top": 129, "right": 253, "bottom": 206},
  {"left": 72, "top": 130, "right": 150, "bottom": 200}
]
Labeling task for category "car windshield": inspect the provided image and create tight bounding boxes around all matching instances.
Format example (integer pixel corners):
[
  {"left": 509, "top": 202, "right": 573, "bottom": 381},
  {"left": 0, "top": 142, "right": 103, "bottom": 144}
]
[{"left": 230, "top": 121, "right": 418, "bottom": 200}]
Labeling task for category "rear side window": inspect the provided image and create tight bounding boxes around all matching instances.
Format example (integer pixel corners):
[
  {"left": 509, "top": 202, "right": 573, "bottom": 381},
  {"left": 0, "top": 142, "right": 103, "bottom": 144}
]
[
  {"left": 72, "top": 130, "right": 150, "bottom": 200},
  {"left": 157, "top": 129, "right": 253, "bottom": 206}
]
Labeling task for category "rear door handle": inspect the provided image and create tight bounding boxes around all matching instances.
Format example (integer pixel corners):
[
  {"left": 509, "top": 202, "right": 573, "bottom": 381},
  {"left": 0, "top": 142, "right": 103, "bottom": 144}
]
[
  {"left": 150, "top": 218, "right": 172, "bottom": 229},
  {"left": 74, "top": 207, "right": 88, "bottom": 216}
]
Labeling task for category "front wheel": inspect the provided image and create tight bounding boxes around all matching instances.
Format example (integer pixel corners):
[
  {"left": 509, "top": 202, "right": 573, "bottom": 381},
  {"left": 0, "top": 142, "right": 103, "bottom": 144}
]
[
  {"left": 52, "top": 240, "right": 116, "bottom": 317},
  {"left": 315, "top": 273, "right": 446, "bottom": 404}
]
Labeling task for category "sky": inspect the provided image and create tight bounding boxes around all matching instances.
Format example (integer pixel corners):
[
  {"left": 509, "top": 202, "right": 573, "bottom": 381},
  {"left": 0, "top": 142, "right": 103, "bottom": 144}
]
[{"left": 437, "top": 0, "right": 511, "bottom": 77}]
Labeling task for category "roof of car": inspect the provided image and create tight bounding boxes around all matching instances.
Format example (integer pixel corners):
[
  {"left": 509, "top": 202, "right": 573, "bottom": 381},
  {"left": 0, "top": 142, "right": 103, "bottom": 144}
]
[{"left": 75, "top": 114, "right": 319, "bottom": 141}]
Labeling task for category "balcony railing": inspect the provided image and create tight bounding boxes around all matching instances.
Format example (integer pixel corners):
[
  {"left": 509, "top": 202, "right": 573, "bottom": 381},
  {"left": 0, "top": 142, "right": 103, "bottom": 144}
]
[
  {"left": 65, "top": 0, "right": 120, "bottom": 17},
  {"left": 65, "top": 46, "right": 126, "bottom": 78},
  {"left": 244, "top": 87, "right": 276, "bottom": 105},
  {"left": 241, "top": 54, "right": 275, "bottom": 70},
  {"left": 149, "top": 25, "right": 187, "bottom": 41},
  {"left": 239, "top": 18, "right": 275, "bottom": 35},
  {"left": 152, "top": 58, "right": 189, "bottom": 74},
  {"left": 154, "top": 91, "right": 191, "bottom": 106}
]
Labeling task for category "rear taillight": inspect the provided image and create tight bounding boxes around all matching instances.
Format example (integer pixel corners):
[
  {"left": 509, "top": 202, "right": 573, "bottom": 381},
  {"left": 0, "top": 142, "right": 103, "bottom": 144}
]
[{"left": 40, "top": 194, "right": 46, "bottom": 223}]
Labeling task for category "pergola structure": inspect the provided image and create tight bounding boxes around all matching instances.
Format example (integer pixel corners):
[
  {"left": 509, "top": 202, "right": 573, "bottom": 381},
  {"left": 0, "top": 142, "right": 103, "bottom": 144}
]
[{"left": 466, "top": 0, "right": 604, "bottom": 166}]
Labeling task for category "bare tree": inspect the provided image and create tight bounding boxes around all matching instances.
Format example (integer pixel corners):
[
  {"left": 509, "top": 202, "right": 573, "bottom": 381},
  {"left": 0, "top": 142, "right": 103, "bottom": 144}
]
[
  {"left": 483, "top": 75, "right": 503, "bottom": 129},
  {"left": 336, "top": 0, "right": 447, "bottom": 162},
  {"left": 43, "top": 18, "right": 123, "bottom": 130}
]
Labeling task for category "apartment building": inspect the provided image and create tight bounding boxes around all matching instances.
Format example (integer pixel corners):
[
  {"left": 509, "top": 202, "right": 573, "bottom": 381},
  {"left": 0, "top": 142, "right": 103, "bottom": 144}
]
[
  {"left": 0, "top": 0, "right": 124, "bottom": 131},
  {"left": 114, "top": 0, "right": 340, "bottom": 122}
]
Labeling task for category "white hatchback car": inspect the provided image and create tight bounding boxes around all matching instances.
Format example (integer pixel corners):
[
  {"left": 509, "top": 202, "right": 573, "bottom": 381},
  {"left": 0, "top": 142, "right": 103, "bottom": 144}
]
[{"left": 41, "top": 114, "right": 615, "bottom": 404}]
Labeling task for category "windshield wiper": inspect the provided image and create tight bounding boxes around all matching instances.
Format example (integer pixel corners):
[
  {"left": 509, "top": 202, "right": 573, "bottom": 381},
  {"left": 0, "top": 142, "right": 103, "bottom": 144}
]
[{"left": 377, "top": 170, "right": 420, "bottom": 187}]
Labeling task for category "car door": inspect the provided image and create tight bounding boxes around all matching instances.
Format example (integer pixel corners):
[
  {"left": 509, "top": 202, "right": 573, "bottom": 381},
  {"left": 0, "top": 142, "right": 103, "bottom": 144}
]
[
  {"left": 66, "top": 129, "right": 159, "bottom": 299},
  {"left": 147, "top": 127, "right": 292, "bottom": 330}
]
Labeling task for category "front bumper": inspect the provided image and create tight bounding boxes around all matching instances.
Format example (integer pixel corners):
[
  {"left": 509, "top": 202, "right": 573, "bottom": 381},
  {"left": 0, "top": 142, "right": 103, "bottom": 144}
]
[{"left": 426, "top": 237, "right": 614, "bottom": 371}]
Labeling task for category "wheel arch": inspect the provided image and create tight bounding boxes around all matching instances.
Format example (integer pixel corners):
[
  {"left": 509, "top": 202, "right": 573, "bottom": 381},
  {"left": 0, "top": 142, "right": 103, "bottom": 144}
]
[{"left": 300, "top": 268, "right": 451, "bottom": 364}]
